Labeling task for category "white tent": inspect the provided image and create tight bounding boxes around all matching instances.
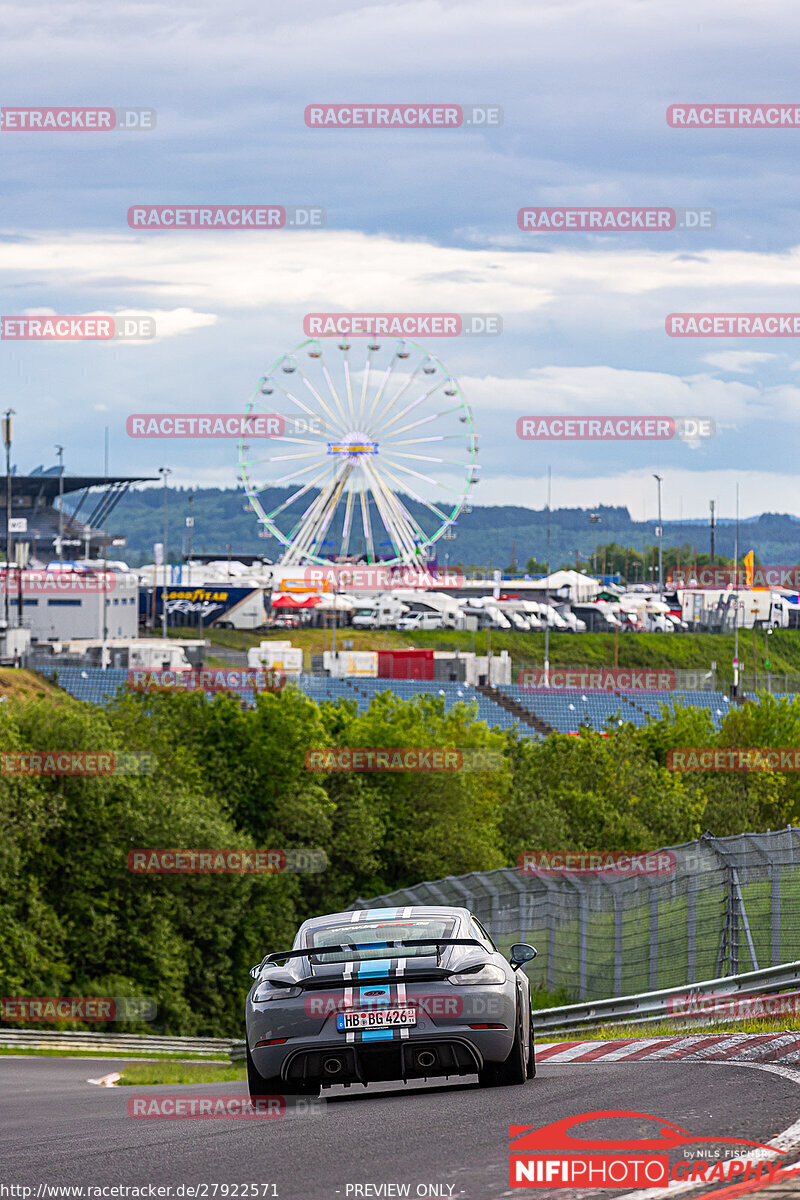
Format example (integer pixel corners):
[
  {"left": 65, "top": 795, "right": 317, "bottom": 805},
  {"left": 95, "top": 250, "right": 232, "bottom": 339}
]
[{"left": 529, "top": 570, "right": 600, "bottom": 602}]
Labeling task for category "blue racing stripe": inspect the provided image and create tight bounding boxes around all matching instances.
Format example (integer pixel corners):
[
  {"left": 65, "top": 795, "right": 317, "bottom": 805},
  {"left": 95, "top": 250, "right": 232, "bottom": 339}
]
[
  {"left": 366, "top": 908, "right": 398, "bottom": 919},
  {"left": 361, "top": 1029, "right": 394, "bottom": 1042},
  {"left": 357, "top": 958, "right": 391, "bottom": 979}
]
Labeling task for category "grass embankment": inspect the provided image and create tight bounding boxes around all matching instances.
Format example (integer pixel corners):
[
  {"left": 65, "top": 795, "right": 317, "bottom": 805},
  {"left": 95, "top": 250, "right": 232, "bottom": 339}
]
[
  {"left": 0, "top": 1047, "right": 230, "bottom": 1061},
  {"left": 117, "top": 1060, "right": 245, "bottom": 1086},
  {"left": 539, "top": 1016, "right": 800, "bottom": 1040},
  {"left": 0, "top": 668, "right": 63, "bottom": 701},
  {"left": 170, "top": 627, "right": 800, "bottom": 688}
]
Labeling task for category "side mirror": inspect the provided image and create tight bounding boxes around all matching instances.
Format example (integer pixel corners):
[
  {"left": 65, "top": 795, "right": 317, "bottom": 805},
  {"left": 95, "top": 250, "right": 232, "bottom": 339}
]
[
  {"left": 249, "top": 963, "right": 263, "bottom": 979},
  {"left": 509, "top": 943, "right": 537, "bottom": 971}
]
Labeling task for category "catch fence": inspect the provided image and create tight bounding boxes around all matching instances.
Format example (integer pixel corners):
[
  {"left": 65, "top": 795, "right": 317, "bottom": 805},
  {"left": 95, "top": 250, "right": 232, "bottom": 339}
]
[{"left": 351, "top": 828, "right": 800, "bottom": 1001}]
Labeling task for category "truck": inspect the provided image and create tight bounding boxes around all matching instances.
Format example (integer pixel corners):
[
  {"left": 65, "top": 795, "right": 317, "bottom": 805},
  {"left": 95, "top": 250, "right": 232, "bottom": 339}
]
[{"left": 681, "top": 589, "right": 790, "bottom": 632}]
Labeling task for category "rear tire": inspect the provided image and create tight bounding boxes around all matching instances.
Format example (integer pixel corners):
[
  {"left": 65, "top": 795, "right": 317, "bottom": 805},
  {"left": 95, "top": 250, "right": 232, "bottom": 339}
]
[
  {"left": 478, "top": 1002, "right": 528, "bottom": 1087},
  {"left": 246, "top": 1043, "right": 320, "bottom": 1099},
  {"left": 527, "top": 1017, "right": 536, "bottom": 1079}
]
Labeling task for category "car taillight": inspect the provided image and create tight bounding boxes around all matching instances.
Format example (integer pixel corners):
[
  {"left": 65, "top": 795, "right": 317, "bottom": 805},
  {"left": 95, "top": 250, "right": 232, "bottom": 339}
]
[
  {"left": 468, "top": 1023, "right": 507, "bottom": 1029},
  {"left": 255, "top": 1037, "right": 289, "bottom": 1047}
]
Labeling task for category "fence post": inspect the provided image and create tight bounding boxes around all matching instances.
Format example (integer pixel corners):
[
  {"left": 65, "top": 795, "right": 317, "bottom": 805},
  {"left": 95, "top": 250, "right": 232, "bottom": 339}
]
[
  {"left": 771, "top": 864, "right": 781, "bottom": 966},
  {"left": 579, "top": 887, "right": 589, "bottom": 999},
  {"left": 649, "top": 885, "right": 659, "bottom": 991},
  {"left": 687, "top": 874, "right": 697, "bottom": 983},
  {"left": 613, "top": 890, "right": 623, "bottom": 997}
]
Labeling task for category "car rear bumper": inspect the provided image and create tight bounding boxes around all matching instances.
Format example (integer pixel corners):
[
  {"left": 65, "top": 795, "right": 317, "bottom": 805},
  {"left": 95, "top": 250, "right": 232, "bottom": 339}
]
[
  {"left": 283, "top": 1035, "right": 482, "bottom": 1085},
  {"left": 250, "top": 1025, "right": 514, "bottom": 1085}
]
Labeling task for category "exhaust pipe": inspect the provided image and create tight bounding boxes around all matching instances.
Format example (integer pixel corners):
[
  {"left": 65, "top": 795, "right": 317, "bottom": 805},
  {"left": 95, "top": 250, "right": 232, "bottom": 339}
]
[
  {"left": 416, "top": 1050, "right": 436, "bottom": 1070},
  {"left": 323, "top": 1056, "right": 343, "bottom": 1075}
]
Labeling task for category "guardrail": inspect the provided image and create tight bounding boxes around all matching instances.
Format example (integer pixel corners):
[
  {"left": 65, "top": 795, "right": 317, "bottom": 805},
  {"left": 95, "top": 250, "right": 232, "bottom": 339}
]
[
  {"left": 0, "top": 1030, "right": 242, "bottom": 1057},
  {"left": 531, "top": 958, "right": 800, "bottom": 1034},
  {"left": 6, "top": 961, "right": 799, "bottom": 1060}
]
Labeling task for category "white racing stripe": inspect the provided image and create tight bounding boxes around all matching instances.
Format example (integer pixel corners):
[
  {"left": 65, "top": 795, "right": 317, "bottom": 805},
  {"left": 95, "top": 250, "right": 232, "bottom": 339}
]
[
  {"left": 644, "top": 1036, "right": 725, "bottom": 1059},
  {"left": 683, "top": 1035, "right": 756, "bottom": 1060},
  {"left": 539, "top": 1042, "right": 604, "bottom": 1062},
  {"left": 587, "top": 1038, "right": 672, "bottom": 1062}
]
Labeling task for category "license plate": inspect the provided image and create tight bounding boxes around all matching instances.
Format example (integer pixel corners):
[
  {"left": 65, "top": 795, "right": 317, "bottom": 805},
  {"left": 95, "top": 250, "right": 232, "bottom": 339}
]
[{"left": 336, "top": 1008, "right": 417, "bottom": 1031}]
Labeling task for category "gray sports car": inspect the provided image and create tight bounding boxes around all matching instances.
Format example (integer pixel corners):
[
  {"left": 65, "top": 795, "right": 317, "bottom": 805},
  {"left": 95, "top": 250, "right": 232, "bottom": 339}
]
[{"left": 245, "top": 905, "right": 537, "bottom": 1097}]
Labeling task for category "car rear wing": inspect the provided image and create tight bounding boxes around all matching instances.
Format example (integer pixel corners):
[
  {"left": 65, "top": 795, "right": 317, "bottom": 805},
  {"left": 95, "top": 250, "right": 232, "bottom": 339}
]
[{"left": 262, "top": 937, "right": 486, "bottom": 967}]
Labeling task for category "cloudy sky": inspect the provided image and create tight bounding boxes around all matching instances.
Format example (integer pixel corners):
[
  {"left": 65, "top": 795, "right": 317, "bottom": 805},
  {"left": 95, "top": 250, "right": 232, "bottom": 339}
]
[{"left": 2, "top": 0, "right": 799, "bottom": 527}]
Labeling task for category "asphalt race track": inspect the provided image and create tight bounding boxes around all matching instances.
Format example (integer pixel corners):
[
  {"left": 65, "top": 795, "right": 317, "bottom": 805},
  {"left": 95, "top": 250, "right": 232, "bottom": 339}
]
[{"left": 2, "top": 1056, "right": 800, "bottom": 1200}]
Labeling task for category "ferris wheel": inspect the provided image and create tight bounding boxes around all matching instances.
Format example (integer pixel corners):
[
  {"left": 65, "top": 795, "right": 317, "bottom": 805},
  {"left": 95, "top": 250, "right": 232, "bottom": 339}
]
[{"left": 237, "top": 337, "right": 479, "bottom": 566}]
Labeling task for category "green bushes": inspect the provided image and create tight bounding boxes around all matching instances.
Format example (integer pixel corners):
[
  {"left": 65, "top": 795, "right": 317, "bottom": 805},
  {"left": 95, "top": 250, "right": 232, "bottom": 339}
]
[{"left": 2, "top": 686, "right": 800, "bottom": 1035}]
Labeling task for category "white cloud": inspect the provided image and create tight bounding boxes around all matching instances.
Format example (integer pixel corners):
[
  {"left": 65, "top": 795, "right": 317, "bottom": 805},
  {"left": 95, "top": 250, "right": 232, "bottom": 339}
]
[
  {"left": 703, "top": 351, "right": 777, "bottom": 373},
  {"left": 474, "top": 467, "right": 799, "bottom": 523}
]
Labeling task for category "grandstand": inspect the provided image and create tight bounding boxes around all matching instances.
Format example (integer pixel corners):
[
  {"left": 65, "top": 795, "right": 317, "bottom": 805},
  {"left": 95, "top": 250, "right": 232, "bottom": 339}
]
[
  {"left": 29, "top": 665, "right": 739, "bottom": 739},
  {"left": 496, "top": 683, "right": 733, "bottom": 732},
  {"left": 35, "top": 667, "right": 540, "bottom": 737},
  {"left": 4, "top": 467, "right": 157, "bottom": 560}
]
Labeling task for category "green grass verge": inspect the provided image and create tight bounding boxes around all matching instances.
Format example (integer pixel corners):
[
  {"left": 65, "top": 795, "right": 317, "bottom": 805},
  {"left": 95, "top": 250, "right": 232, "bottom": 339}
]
[
  {"left": 117, "top": 1061, "right": 246, "bottom": 1086},
  {"left": 538, "top": 1016, "right": 800, "bottom": 1040},
  {"left": 0, "top": 1047, "right": 230, "bottom": 1061}
]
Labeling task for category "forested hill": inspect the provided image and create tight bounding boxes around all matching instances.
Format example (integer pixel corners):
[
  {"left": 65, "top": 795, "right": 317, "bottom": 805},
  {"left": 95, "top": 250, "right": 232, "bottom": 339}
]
[{"left": 92, "top": 486, "right": 800, "bottom": 569}]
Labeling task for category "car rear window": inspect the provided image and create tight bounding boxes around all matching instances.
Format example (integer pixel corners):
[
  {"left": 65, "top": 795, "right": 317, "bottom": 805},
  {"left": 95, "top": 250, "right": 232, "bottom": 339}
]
[{"left": 307, "top": 918, "right": 456, "bottom": 962}]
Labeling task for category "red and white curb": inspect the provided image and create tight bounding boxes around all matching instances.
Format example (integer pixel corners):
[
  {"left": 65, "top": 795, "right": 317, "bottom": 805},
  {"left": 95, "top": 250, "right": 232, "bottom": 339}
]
[{"left": 536, "top": 1033, "right": 800, "bottom": 1065}]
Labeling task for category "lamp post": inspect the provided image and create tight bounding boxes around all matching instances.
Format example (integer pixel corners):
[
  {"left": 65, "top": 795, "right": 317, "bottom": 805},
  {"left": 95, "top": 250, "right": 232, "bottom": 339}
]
[
  {"left": 653, "top": 474, "right": 663, "bottom": 594},
  {"left": 733, "top": 483, "right": 740, "bottom": 699},
  {"left": 55, "top": 444, "right": 64, "bottom": 561},
  {"left": 158, "top": 468, "right": 171, "bottom": 639},
  {"left": 544, "top": 465, "right": 551, "bottom": 687},
  {"left": 3, "top": 411, "right": 15, "bottom": 635}
]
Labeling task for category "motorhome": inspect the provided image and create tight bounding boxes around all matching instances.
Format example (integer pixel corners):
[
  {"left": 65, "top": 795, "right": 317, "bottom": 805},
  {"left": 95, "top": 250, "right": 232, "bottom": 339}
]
[
  {"left": 571, "top": 602, "right": 621, "bottom": 634},
  {"left": 393, "top": 590, "right": 465, "bottom": 630},
  {"left": 351, "top": 597, "right": 408, "bottom": 629}
]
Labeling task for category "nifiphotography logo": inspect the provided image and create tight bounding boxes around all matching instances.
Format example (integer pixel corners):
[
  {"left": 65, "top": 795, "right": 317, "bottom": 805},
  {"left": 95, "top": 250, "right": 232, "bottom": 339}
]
[{"left": 508, "top": 1110, "right": 782, "bottom": 1189}]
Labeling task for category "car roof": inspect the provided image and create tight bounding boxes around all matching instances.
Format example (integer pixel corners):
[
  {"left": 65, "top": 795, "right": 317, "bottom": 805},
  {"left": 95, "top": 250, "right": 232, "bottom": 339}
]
[{"left": 295, "top": 905, "right": 473, "bottom": 940}]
